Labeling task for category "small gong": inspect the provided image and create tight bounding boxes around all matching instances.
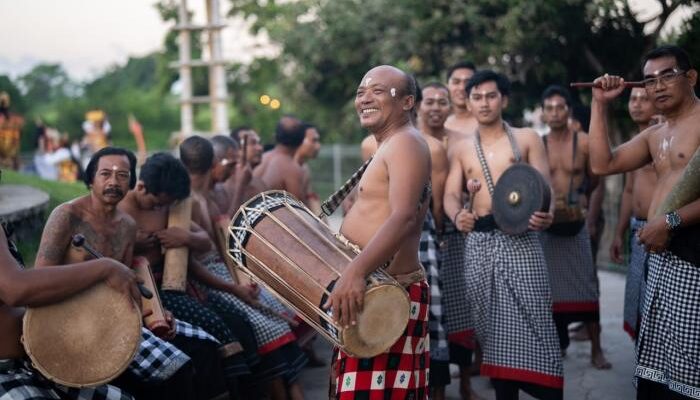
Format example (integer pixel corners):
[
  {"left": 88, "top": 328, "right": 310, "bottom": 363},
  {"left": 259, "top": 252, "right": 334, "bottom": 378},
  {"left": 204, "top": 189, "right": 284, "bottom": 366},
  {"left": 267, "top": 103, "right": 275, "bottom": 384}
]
[{"left": 492, "top": 164, "right": 551, "bottom": 234}]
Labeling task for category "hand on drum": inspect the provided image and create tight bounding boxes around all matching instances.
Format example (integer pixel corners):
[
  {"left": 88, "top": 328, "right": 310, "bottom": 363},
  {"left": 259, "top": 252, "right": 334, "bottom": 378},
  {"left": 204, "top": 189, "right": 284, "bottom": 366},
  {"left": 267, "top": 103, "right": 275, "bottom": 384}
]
[
  {"left": 154, "top": 227, "right": 190, "bottom": 248},
  {"left": 529, "top": 211, "right": 553, "bottom": 231},
  {"left": 592, "top": 74, "right": 626, "bottom": 103},
  {"left": 637, "top": 216, "right": 670, "bottom": 254},
  {"left": 323, "top": 270, "right": 366, "bottom": 328},
  {"left": 102, "top": 258, "right": 143, "bottom": 311}
]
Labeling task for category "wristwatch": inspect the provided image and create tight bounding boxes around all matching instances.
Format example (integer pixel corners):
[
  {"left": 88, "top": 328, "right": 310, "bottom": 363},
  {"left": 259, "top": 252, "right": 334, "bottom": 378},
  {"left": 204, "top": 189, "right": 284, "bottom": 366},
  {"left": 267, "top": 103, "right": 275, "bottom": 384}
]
[{"left": 665, "top": 211, "right": 682, "bottom": 231}]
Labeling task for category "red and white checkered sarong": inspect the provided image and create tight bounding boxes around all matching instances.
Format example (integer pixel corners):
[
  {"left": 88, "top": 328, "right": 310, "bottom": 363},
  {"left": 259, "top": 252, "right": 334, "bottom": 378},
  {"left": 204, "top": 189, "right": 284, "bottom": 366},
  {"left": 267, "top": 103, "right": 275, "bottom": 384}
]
[{"left": 332, "top": 280, "right": 430, "bottom": 400}]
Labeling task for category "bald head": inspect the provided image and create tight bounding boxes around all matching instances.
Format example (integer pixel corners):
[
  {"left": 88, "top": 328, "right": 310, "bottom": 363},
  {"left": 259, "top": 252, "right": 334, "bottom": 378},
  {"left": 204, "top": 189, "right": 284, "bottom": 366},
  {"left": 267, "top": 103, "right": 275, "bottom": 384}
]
[{"left": 361, "top": 65, "right": 416, "bottom": 100}]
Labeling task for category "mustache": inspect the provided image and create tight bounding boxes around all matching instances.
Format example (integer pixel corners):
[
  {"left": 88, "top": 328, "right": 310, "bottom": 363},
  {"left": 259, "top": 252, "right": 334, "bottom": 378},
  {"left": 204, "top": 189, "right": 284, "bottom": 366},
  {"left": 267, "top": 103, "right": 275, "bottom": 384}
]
[{"left": 103, "top": 187, "right": 124, "bottom": 197}]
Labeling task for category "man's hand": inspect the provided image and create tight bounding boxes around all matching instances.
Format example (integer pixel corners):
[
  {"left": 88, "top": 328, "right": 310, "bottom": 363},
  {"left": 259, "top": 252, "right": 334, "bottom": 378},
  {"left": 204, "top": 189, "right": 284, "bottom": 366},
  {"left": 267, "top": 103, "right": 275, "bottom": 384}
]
[
  {"left": 162, "top": 309, "right": 177, "bottom": 340},
  {"left": 587, "top": 219, "right": 598, "bottom": 242},
  {"left": 135, "top": 230, "right": 159, "bottom": 251},
  {"left": 610, "top": 235, "right": 624, "bottom": 264},
  {"left": 592, "top": 74, "right": 626, "bottom": 103},
  {"left": 229, "top": 283, "right": 260, "bottom": 306},
  {"left": 154, "top": 227, "right": 189, "bottom": 248},
  {"left": 455, "top": 210, "right": 477, "bottom": 233},
  {"left": 637, "top": 216, "right": 670, "bottom": 254},
  {"left": 529, "top": 211, "right": 553, "bottom": 231},
  {"left": 323, "top": 270, "right": 366, "bottom": 328},
  {"left": 102, "top": 258, "right": 143, "bottom": 311}
]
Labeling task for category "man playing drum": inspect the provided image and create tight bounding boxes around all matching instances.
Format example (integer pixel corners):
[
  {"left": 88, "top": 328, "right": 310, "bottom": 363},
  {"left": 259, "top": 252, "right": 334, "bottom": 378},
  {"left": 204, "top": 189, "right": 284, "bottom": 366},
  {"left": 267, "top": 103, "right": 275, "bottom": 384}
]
[
  {"left": 34, "top": 147, "right": 231, "bottom": 400},
  {"left": 444, "top": 70, "right": 563, "bottom": 400},
  {"left": 326, "top": 65, "right": 431, "bottom": 399},
  {"left": 538, "top": 85, "right": 610, "bottom": 369},
  {"left": 588, "top": 45, "right": 700, "bottom": 400},
  {"left": 609, "top": 87, "right": 660, "bottom": 340},
  {"left": 0, "top": 222, "right": 138, "bottom": 400}
]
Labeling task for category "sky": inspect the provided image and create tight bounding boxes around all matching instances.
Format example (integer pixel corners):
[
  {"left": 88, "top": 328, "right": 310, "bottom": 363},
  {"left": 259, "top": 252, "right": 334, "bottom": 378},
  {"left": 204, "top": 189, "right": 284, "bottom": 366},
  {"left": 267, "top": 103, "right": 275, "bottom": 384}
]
[{"left": 0, "top": 0, "right": 695, "bottom": 81}]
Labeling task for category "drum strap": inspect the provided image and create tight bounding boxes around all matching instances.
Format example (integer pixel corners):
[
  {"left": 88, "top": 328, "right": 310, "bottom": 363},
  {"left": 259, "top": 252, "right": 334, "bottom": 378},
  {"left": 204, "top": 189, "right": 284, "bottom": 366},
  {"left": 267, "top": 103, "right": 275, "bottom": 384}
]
[
  {"left": 319, "top": 156, "right": 373, "bottom": 217},
  {"left": 474, "top": 122, "right": 521, "bottom": 196},
  {"left": 543, "top": 131, "right": 579, "bottom": 205}
]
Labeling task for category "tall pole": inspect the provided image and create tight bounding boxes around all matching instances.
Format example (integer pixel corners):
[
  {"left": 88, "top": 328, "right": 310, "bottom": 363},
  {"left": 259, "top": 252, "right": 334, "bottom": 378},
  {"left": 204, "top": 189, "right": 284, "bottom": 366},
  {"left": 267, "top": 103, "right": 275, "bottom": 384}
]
[
  {"left": 178, "top": 0, "right": 194, "bottom": 137},
  {"left": 206, "top": 0, "right": 229, "bottom": 135}
]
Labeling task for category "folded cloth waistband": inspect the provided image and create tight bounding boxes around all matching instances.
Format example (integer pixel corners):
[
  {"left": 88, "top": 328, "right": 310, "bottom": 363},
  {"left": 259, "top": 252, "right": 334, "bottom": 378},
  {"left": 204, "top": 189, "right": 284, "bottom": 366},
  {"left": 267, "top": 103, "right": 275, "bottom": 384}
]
[
  {"left": 390, "top": 268, "right": 426, "bottom": 287},
  {"left": 474, "top": 214, "right": 497, "bottom": 232}
]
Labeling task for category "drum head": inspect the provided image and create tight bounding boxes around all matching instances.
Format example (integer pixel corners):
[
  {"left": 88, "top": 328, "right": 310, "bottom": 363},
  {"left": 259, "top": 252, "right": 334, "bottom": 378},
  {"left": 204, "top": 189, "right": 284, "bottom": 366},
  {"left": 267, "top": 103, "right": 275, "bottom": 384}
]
[
  {"left": 23, "top": 283, "right": 142, "bottom": 387},
  {"left": 341, "top": 283, "right": 410, "bottom": 358},
  {"left": 492, "top": 164, "right": 551, "bottom": 235}
]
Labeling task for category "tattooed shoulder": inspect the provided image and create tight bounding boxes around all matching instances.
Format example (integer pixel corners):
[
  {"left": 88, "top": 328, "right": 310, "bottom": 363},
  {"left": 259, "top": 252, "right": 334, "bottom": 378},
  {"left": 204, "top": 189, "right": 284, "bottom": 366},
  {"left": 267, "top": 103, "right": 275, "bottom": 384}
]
[{"left": 36, "top": 203, "right": 81, "bottom": 265}]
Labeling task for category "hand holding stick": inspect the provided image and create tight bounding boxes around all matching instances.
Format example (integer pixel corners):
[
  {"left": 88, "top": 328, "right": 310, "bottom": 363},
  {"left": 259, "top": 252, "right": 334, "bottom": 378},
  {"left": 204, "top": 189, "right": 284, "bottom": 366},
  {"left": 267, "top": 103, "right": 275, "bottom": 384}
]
[
  {"left": 570, "top": 81, "right": 643, "bottom": 89},
  {"left": 72, "top": 234, "right": 153, "bottom": 299}
]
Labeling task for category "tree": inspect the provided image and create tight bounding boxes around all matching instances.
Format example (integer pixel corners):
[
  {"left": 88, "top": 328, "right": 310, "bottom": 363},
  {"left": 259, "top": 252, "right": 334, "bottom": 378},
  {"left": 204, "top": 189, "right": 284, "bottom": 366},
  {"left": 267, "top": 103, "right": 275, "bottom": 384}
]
[
  {"left": 18, "top": 64, "right": 77, "bottom": 107},
  {"left": 228, "top": 0, "right": 698, "bottom": 142}
]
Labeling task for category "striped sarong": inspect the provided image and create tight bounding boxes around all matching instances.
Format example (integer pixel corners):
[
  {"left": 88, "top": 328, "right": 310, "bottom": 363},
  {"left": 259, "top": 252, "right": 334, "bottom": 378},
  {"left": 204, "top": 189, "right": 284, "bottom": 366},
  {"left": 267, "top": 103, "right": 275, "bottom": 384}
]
[
  {"left": 635, "top": 251, "right": 700, "bottom": 399},
  {"left": 624, "top": 217, "right": 648, "bottom": 339},
  {"left": 465, "top": 229, "right": 563, "bottom": 389}
]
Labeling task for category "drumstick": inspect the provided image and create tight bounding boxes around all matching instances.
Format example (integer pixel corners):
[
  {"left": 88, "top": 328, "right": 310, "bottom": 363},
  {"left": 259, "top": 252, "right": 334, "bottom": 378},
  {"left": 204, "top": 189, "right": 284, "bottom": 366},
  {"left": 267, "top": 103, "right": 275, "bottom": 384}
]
[
  {"left": 71, "top": 234, "right": 153, "bottom": 299},
  {"left": 569, "top": 81, "right": 644, "bottom": 89}
]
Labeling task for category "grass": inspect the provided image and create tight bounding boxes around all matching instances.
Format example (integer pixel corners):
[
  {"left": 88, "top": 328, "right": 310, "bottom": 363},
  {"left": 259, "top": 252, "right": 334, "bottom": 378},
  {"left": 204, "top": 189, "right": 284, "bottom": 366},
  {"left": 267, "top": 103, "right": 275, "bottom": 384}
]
[{"left": 2, "top": 170, "right": 87, "bottom": 265}]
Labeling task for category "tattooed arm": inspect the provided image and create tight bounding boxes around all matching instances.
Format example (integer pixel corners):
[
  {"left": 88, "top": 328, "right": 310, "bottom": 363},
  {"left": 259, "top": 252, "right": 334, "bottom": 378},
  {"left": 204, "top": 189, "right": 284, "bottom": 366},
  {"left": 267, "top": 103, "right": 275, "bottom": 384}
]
[{"left": 35, "top": 204, "right": 78, "bottom": 267}]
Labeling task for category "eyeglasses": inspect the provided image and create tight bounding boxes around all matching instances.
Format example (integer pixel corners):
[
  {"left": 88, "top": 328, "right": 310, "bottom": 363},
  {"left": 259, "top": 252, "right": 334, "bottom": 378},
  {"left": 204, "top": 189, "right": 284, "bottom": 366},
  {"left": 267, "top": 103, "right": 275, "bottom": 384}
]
[{"left": 643, "top": 68, "right": 687, "bottom": 89}]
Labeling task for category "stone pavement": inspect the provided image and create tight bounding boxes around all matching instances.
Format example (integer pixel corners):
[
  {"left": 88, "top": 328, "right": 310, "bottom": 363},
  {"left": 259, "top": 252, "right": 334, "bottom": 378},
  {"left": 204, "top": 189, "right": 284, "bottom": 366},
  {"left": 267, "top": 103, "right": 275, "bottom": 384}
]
[{"left": 299, "top": 270, "right": 638, "bottom": 399}]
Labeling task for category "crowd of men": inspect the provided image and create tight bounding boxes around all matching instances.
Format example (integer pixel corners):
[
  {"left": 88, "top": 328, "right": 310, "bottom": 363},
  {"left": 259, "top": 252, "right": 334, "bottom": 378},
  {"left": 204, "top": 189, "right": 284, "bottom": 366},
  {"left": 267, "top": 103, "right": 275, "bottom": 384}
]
[{"left": 0, "top": 44, "right": 698, "bottom": 400}]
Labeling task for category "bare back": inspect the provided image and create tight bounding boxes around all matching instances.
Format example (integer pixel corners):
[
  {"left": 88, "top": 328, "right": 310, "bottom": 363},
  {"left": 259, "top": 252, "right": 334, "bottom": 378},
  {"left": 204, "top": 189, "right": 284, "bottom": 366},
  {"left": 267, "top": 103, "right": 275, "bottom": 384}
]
[{"left": 254, "top": 149, "right": 307, "bottom": 201}]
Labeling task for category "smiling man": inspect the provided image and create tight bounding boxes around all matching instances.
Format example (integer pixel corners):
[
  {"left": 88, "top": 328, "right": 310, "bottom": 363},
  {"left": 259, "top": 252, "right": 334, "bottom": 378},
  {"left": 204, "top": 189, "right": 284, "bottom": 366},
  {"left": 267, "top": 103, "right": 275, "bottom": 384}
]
[
  {"left": 588, "top": 45, "right": 700, "bottom": 400},
  {"left": 327, "top": 65, "right": 431, "bottom": 399}
]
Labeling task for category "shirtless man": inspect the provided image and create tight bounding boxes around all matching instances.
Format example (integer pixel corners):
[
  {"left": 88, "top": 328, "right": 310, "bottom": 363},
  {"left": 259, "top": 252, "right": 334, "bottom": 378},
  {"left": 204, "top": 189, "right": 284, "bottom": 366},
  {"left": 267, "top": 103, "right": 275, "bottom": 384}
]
[
  {"left": 538, "top": 85, "right": 610, "bottom": 369},
  {"left": 609, "top": 87, "right": 659, "bottom": 340},
  {"left": 444, "top": 71, "right": 562, "bottom": 400},
  {"left": 210, "top": 135, "right": 248, "bottom": 216},
  {"left": 229, "top": 127, "right": 267, "bottom": 205},
  {"left": 326, "top": 65, "right": 431, "bottom": 399},
  {"left": 445, "top": 61, "right": 478, "bottom": 143},
  {"left": 34, "top": 147, "right": 219, "bottom": 400},
  {"left": 0, "top": 223, "right": 138, "bottom": 400},
  {"left": 295, "top": 123, "right": 322, "bottom": 214},
  {"left": 588, "top": 45, "right": 700, "bottom": 399},
  {"left": 253, "top": 117, "right": 308, "bottom": 204}
]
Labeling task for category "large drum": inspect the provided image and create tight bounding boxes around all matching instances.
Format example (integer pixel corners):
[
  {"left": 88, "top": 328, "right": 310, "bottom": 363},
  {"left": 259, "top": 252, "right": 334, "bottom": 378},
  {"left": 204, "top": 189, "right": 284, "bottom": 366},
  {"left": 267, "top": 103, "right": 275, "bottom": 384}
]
[
  {"left": 227, "top": 190, "right": 410, "bottom": 358},
  {"left": 22, "top": 282, "right": 142, "bottom": 387}
]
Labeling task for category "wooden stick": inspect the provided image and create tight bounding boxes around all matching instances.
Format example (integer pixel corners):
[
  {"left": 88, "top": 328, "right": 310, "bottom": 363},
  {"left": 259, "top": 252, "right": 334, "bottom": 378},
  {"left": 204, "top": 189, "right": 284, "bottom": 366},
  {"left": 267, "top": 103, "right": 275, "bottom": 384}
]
[
  {"left": 162, "top": 198, "right": 192, "bottom": 292},
  {"left": 570, "top": 81, "right": 644, "bottom": 89}
]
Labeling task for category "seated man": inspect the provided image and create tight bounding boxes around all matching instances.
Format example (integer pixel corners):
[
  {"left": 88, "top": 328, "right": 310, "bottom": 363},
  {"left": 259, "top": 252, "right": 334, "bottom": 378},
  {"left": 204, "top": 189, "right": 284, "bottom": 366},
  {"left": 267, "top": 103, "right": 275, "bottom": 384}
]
[
  {"left": 34, "top": 147, "right": 230, "bottom": 400},
  {"left": 0, "top": 222, "right": 137, "bottom": 400}
]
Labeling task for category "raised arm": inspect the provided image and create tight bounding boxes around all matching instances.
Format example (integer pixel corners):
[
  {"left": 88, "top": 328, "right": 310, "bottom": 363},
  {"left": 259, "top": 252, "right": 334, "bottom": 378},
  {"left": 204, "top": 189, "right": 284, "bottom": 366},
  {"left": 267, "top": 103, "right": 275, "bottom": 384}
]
[
  {"left": 284, "top": 163, "right": 309, "bottom": 204},
  {"left": 589, "top": 75, "right": 653, "bottom": 175}
]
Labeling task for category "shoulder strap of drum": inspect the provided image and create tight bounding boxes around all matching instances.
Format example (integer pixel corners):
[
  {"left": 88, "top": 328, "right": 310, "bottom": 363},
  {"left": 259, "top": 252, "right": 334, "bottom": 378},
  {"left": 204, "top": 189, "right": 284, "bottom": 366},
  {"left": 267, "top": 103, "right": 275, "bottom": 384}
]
[
  {"left": 319, "top": 157, "right": 373, "bottom": 218},
  {"left": 474, "top": 122, "right": 521, "bottom": 197},
  {"left": 566, "top": 131, "right": 578, "bottom": 205}
]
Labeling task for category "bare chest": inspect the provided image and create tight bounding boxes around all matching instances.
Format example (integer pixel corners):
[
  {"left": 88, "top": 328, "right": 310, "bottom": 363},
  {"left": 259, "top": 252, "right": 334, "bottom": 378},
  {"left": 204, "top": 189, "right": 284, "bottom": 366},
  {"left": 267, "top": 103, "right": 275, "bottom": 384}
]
[
  {"left": 68, "top": 218, "right": 131, "bottom": 261},
  {"left": 648, "top": 125, "right": 699, "bottom": 174}
]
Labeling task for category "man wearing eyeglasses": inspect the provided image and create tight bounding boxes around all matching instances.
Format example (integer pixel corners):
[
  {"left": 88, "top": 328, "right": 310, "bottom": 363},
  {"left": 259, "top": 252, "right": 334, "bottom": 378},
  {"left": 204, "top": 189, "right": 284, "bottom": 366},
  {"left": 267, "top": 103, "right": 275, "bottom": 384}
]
[{"left": 589, "top": 45, "right": 700, "bottom": 400}]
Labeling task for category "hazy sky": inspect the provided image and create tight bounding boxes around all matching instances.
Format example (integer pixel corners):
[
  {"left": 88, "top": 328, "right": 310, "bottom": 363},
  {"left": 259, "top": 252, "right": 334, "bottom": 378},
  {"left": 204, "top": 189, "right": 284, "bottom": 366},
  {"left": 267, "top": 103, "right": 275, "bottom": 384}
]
[{"left": 0, "top": 0, "right": 694, "bottom": 81}]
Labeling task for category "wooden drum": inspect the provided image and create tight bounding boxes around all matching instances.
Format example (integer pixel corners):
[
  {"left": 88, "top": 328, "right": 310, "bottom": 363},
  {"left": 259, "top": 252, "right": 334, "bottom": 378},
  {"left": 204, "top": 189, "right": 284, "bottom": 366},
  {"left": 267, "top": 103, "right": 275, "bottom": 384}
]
[
  {"left": 22, "top": 282, "right": 142, "bottom": 387},
  {"left": 227, "top": 190, "right": 410, "bottom": 358}
]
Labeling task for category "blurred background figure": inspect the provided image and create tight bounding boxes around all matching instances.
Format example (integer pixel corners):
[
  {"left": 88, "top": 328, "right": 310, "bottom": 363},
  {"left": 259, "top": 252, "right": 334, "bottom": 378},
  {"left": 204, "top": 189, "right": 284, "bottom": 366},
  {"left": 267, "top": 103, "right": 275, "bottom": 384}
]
[{"left": 0, "top": 92, "right": 24, "bottom": 170}]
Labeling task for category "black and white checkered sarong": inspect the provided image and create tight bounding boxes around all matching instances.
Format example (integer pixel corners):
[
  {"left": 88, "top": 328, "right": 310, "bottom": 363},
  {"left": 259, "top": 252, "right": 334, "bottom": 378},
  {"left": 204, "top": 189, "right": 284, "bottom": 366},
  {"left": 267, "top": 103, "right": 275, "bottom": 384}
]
[
  {"left": 635, "top": 251, "right": 700, "bottom": 399},
  {"left": 128, "top": 327, "right": 191, "bottom": 382},
  {"left": 199, "top": 252, "right": 298, "bottom": 354},
  {"left": 0, "top": 359, "right": 133, "bottom": 400},
  {"left": 623, "top": 217, "right": 647, "bottom": 339},
  {"left": 465, "top": 230, "right": 563, "bottom": 388},
  {"left": 419, "top": 212, "right": 449, "bottom": 362},
  {"left": 174, "top": 319, "right": 220, "bottom": 343},
  {"left": 439, "top": 219, "right": 474, "bottom": 346},
  {"left": 540, "top": 225, "right": 599, "bottom": 314}
]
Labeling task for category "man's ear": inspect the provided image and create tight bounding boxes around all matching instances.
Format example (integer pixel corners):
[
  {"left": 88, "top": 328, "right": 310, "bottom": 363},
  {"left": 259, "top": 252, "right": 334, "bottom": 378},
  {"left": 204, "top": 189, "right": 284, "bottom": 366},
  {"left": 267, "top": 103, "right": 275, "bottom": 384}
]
[
  {"left": 501, "top": 95, "right": 509, "bottom": 110},
  {"left": 686, "top": 69, "right": 698, "bottom": 89},
  {"left": 403, "top": 95, "right": 415, "bottom": 111}
]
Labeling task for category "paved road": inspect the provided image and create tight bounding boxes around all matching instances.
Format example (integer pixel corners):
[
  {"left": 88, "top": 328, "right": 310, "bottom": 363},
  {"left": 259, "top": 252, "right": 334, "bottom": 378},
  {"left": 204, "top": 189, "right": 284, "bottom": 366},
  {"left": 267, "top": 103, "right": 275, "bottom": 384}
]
[{"left": 299, "top": 270, "right": 637, "bottom": 399}]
